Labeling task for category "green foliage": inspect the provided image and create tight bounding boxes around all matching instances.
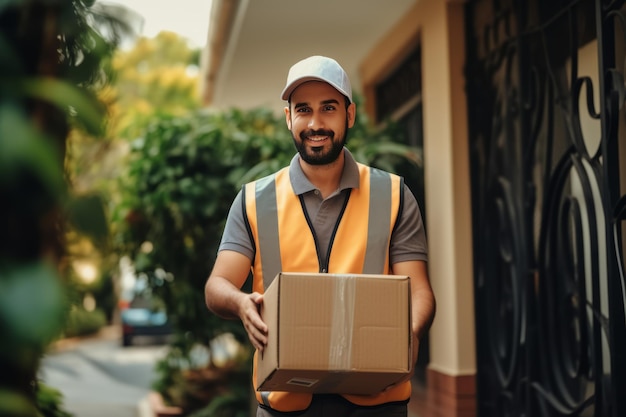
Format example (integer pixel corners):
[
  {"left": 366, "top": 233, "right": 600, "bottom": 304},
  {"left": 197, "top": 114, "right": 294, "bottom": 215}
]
[
  {"left": 112, "top": 107, "right": 292, "bottom": 414},
  {"left": 0, "top": 389, "right": 41, "bottom": 417},
  {"left": 35, "top": 382, "right": 73, "bottom": 417},
  {"left": 0, "top": 0, "right": 126, "bottom": 415},
  {"left": 0, "top": 105, "right": 65, "bottom": 197},
  {"left": 114, "top": 107, "right": 292, "bottom": 349},
  {"left": 108, "top": 31, "right": 202, "bottom": 140},
  {"left": 16, "top": 77, "right": 107, "bottom": 138},
  {"left": 89, "top": 269, "right": 117, "bottom": 321},
  {"left": 65, "top": 193, "right": 110, "bottom": 247},
  {"left": 62, "top": 307, "right": 107, "bottom": 338},
  {"left": 0, "top": 262, "right": 67, "bottom": 359},
  {"left": 152, "top": 344, "right": 250, "bottom": 416}
]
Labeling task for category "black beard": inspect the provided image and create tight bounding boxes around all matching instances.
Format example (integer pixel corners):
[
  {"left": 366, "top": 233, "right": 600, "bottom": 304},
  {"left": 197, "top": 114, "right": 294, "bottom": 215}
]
[{"left": 292, "top": 120, "right": 350, "bottom": 166}]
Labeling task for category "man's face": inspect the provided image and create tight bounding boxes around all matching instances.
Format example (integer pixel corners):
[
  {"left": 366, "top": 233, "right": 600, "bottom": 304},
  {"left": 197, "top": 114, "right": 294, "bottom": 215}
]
[{"left": 285, "top": 81, "right": 356, "bottom": 165}]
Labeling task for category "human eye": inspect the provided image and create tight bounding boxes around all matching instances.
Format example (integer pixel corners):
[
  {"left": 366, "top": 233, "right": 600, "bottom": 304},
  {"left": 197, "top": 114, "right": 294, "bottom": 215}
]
[
  {"left": 321, "top": 100, "right": 339, "bottom": 112},
  {"left": 295, "top": 104, "right": 311, "bottom": 113}
]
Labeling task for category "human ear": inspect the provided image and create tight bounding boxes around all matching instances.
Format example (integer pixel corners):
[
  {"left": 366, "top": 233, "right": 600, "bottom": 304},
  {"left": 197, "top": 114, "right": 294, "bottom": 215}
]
[
  {"left": 284, "top": 106, "right": 292, "bottom": 130},
  {"left": 347, "top": 102, "right": 356, "bottom": 128}
]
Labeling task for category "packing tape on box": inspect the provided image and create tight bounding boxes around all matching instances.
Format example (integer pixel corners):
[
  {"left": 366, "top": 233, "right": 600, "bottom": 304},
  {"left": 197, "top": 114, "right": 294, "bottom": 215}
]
[{"left": 329, "top": 275, "right": 356, "bottom": 370}]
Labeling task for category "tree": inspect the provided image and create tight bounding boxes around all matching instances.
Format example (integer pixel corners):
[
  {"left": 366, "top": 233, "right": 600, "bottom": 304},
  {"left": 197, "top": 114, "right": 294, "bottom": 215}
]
[
  {"left": 108, "top": 30, "right": 202, "bottom": 140},
  {"left": 0, "top": 0, "right": 129, "bottom": 415},
  {"left": 112, "top": 108, "right": 285, "bottom": 414},
  {"left": 68, "top": 30, "right": 201, "bottom": 192},
  {"left": 63, "top": 30, "right": 203, "bottom": 330}
]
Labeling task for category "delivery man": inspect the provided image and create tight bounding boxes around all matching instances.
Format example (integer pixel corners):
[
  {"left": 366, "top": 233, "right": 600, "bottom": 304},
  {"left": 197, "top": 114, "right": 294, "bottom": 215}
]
[{"left": 204, "top": 55, "right": 436, "bottom": 417}]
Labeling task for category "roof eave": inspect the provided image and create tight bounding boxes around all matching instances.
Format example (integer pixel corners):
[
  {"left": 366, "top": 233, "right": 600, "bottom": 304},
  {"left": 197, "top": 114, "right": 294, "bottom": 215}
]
[{"left": 199, "top": 0, "right": 243, "bottom": 106}]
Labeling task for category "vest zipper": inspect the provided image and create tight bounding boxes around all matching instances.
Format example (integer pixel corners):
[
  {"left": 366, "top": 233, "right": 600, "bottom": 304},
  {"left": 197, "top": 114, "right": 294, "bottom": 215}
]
[{"left": 298, "top": 190, "right": 351, "bottom": 274}]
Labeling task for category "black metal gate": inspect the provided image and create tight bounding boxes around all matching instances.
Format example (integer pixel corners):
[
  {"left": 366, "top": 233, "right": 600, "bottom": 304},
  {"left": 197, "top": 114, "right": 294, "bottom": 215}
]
[{"left": 465, "top": 0, "right": 626, "bottom": 416}]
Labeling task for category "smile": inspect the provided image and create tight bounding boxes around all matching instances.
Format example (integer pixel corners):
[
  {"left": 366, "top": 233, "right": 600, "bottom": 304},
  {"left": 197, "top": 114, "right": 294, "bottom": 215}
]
[{"left": 306, "top": 135, "right": 329, "bottom": 142}]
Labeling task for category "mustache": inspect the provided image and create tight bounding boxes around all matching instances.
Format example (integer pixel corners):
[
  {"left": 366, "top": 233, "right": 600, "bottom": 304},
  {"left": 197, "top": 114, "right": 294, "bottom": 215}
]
[{"left": 300, "top": 129, "right": 334, "bottom": 140}]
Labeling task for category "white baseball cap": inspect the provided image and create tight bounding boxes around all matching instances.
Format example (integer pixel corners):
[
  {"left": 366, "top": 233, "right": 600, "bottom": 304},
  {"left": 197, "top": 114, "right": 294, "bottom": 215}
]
[{"left": 281, "top": 55, "right": 352, "bottom": 103}]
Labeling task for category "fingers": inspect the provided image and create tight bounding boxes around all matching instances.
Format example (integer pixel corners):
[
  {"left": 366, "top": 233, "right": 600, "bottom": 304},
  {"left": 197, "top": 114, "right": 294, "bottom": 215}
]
[
  {"left": 241, "top": 292, "right": 268, "bottom": 352},
  {"left": 250, "top": 292, "right": 264, "bottom": 304}
]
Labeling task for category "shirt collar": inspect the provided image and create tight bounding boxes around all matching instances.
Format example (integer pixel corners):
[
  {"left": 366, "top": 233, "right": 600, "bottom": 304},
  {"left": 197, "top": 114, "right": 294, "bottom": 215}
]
[{"left": 288, "top": 147, "right": 361, "bottom": 195}]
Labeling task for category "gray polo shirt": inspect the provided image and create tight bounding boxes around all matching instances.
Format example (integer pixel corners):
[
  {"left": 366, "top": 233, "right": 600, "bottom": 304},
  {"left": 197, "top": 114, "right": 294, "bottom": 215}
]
[{"left": 218, "top": 148, "right": 428, "bottom": 265}]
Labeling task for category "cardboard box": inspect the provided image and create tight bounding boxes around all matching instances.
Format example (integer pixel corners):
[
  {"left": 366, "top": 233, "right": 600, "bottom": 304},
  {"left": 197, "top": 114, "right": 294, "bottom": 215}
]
[{"left": 257, "top": 272, "right": 412, "bottom": 395}]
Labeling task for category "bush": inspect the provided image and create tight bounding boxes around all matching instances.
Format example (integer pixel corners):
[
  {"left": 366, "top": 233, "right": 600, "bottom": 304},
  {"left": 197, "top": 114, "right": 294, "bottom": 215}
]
[
  {"left": 63, "top": 307, "right": 107, "bottom": 338},
  {"left": 36, "top": 382, "right": 72, "bottom": 417}
]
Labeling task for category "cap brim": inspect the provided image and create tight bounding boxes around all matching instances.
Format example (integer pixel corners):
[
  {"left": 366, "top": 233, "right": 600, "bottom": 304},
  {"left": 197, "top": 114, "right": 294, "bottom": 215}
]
[{"left": 281, "top": 76, "right": 351, "bottom": 102}]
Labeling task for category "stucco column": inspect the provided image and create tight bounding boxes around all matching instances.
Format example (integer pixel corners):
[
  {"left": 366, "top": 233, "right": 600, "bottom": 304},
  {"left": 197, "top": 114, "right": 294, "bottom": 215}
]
[
  {"left": 360, "top": 1, "right": 476, "bottom": 416},
  {"left": 420, "top": 2, "right": 476, "bottom": 416}
]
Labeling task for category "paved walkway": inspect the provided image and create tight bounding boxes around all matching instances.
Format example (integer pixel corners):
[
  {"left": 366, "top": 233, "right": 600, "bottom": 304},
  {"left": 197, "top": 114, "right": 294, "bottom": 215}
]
[
  {"left": 44, "top": 326, "right": 424, "bottom": 417},
  {"left": 41, "top": 326, "right": 164, "bottom": 417}
]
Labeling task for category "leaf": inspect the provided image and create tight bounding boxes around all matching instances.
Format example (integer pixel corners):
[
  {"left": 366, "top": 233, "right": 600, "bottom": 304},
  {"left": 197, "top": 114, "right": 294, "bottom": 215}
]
[
  {"left": 0, "top": 104, "right": 65, "bottom": 196},
  {"left": 35, "top": 382, "right": 72, "bottom": 417},
  {"left": 15, "top": 77, "right": 106, "bottom": 136},
  {"left": 0, "top": 389, "right": 40, "bottom": 417},
  {"left": 0, "top": 0, "right": 25, "bottom": 11},
  {"left": 65, "top": 193, "right": 110, "bottom": 248},
  {"left": 0, "top": 262, "right": 67, "bottom": 351},
  {"left": 0, "top": 32, "right": 22, "bottom": 74}
]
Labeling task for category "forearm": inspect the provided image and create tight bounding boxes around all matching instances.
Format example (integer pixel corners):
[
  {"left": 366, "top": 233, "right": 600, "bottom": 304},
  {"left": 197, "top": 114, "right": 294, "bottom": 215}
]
[
  {"left": 204, "top": 275, "right": 246, "bottom": 320},
  {"left": 392, "top": 260, "right": 436, "bottom": 339},
  {"left": 204, "top": 249, "right": 254, "bottom": 319},
  {"left": 412, "top": 285, "right": 436, "bottom": 340},
  {"left": 205, "top": 270, "right": 268, "bottom": 351}
]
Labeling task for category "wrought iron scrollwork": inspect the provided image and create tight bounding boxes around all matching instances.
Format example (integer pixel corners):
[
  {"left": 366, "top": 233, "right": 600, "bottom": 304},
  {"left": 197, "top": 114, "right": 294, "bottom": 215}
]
[{"left": 467, "top": 0, "right": 626, "bottom": 416}]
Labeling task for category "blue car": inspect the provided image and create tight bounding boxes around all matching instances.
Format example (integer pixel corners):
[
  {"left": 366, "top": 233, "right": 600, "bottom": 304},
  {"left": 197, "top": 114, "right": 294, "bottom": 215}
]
[{"left": 120, "top": 298, "right": 172, "bottom": 346}]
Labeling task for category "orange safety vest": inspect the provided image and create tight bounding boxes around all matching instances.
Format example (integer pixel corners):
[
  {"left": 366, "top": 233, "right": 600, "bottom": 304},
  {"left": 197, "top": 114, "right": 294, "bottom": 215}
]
[{"left": 243, "top": 162, "right": 411, "bottom": 412}]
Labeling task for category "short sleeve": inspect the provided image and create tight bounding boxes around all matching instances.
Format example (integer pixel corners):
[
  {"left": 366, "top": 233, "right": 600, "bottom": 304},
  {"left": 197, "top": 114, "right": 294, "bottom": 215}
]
[
  {"left": 389, "top": 184, "right": 428, "bottom": 264},
  {"left": 218, "top": 189, "right": 255, "bottom": 260}
]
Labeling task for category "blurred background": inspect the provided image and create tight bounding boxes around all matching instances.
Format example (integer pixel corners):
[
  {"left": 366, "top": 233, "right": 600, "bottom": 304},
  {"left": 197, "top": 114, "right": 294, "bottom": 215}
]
[
  {"left": 1, "top": 1, "right": 425, "bottom": 416},
  {"left": 2, "top": 1, "right": 625, "bottom": 417}
]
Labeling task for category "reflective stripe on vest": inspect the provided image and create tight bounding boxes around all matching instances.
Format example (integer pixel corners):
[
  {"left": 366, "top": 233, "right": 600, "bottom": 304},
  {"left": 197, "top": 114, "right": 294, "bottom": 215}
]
[
  {"left": 251, "top": 173, "right": 282, "bottom": 292},
  {"left": 244, "top": 162, "right": 410, "bottom": 411},
  {"left": 260, "top": 391, "right": 270, "bottom": 407}
]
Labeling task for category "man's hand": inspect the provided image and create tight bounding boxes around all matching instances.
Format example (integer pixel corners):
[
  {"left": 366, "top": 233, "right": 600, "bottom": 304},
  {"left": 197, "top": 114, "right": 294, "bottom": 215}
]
[
  {"left": 205, "top": 250, "right": 269, "bottom": 350},
  {"left": 239, "top": 292, "right": 268, "bottom": 352}
]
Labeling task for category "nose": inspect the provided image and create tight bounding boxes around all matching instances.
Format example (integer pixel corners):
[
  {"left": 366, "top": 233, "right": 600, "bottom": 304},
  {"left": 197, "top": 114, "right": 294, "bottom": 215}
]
[{"left": 307, "top": 111, "right": 323, "bottom": 130}]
